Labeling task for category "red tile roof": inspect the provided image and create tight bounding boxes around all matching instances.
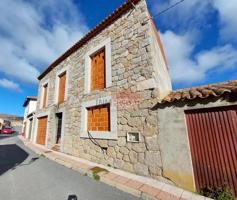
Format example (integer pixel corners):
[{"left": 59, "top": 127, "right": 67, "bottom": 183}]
[
  {"left": 38, "top": 0, "right": 141, "bottom": 80},
  {"left": 160, "top": 80, "right": 237, "bottom": 104}
]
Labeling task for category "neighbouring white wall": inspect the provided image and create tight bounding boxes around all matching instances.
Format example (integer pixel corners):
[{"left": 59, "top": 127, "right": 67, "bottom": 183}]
[
  {"left": 28, "top": 100, "right": 37, "bottom": 114},
  {"left": 23, "top": 99, "right": 37, "bottom": 135},
  {"left": 23, "top": 105, "right": 29, "bottom": 121},
  {"left": 23, "top": 100, "right": 37, "bottom": 120}
]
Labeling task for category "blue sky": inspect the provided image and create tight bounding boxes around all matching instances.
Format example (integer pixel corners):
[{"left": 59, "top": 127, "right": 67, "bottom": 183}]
[{"left": 0, "top": 0, "right": 236, "bottom": 116}]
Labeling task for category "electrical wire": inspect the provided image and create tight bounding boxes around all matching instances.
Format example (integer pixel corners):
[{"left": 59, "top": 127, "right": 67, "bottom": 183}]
[
  {"left": 151, "top": 0, "right": 185, "bottom": 19},
  {"left": 128, "top": 0, "right": 186, "bottom": 23},
  {"left": 88, "top": 131, "right": 106, "bottom": 152}
]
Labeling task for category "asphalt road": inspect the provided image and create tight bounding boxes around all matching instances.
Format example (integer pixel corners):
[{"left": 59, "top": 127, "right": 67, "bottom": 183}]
[{"left": 0, "top": 135, "right": 139, "bottom": 200}]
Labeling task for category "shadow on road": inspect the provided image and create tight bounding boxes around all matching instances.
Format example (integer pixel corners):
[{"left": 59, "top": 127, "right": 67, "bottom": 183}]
[
  {"left": 0, "top": 133, "right": 19, "bottom": 140},
  {"left": 0, "top": 144, "right": 29, "bottom": 175}
]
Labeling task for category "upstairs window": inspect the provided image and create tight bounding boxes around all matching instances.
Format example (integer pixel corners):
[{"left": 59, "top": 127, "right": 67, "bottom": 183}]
[
  {"left": 90, "top": 48, "right": 105, "bottom": 91},
  {"left": 58, "top": 72, "right": 66, "bottom": 104},
  {"left": 84, "top": 38, "right": 112, "bottom": 94},
  {"left": 80, "top": 96, "right": 117, "bottom": 139},
  {"left": 42, "top": 83, "right": 48, "bottom": 109}
]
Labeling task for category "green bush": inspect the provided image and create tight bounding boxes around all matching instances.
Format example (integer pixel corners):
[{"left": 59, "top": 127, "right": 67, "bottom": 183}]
[
  {"left": 92, "top": 172, "right": 100, "bottom": 181},
  {"left": 200, "top": 186, "right": 236, "bottom": 200}
]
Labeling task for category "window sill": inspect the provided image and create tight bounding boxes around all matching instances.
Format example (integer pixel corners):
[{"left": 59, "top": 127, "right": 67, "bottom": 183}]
[
  {"left": 40, "top": 107, "right": 47, "bottom": 111},
  {"left": 88, "top": 88, "right": 108, "bottom": 94},
  {"left": 80, "top": 131, "right": 117, "bottom": 140}
]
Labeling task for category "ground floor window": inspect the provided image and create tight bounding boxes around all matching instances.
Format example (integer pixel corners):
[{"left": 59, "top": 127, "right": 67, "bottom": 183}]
[
  {"left": 80, "top": 96, "right": 117, "bottom": 139},
  {"left": 87, "top": 104, "right": 110, "bottom": 132}
]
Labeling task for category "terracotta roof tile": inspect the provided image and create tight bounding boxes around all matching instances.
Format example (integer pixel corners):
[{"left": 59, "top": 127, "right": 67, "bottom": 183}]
[{"left": 160, "top": 80, "right": 237, "bottom": 104}]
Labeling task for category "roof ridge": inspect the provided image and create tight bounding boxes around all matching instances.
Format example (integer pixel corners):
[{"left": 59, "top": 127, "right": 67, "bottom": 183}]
[
  {"left": 173, "top": 80, "right": 237, "bottom": 93},
  {"left": 161, "top": 80, "right": 237, "bottom": 104}
]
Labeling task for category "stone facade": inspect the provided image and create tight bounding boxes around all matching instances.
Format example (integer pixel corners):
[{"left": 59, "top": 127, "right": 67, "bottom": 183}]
[{"left": 34, "top": 0, "right": 171, "bottom": 181}]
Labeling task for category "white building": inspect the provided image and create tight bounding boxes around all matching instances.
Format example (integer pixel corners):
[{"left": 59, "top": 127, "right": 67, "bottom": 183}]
[{"left": 22, "top": 96, "right": 37, "bottom": 140}]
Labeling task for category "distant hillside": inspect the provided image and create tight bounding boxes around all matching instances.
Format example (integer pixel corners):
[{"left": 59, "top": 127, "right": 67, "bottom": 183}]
[{"left": 0, "top": 114, "right": 23, "bottom": 120}]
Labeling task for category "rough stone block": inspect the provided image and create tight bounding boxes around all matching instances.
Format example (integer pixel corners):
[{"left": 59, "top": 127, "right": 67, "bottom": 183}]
[
  {"left": 134, "top": 163, "right": 149, "bottom": 176},
  {"left": 119, "top": 146, "right": 129, "bottom": 155},
  {"left": 129, "top": 150, "right": 138, "bottom": 163},
  {"left": 132, "top": 143, "right": 146, "bottom": 153},
  {"left": 145, "top": 136, "right": 159, "bottom": 151},
  {"left": 145, "top": 151, "right": 162, "bottom": 168},
  {"left": 107, "top": 147, "right": 116, "bottom": 158}
]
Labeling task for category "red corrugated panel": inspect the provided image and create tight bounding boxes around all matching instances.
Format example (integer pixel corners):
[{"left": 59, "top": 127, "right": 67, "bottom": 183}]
[{"left": 185, "top": 106, "right": 237, "bottom": 196}]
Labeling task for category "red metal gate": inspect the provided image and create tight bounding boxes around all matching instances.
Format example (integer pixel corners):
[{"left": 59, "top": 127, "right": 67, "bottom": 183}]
[{"left": 185, "top": 106, "right": 237, "bottom": 195}]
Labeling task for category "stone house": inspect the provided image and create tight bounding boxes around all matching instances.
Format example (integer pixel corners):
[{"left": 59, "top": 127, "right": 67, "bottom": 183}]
[
  {"left": 34, "top": 0, "right": 171, "bottom": 182},
  {"left": 32, "top": 0, "right": 237, "bottom": 195},
  {"left": 22, "top": 96, "right": 37, "bottom": 140}
]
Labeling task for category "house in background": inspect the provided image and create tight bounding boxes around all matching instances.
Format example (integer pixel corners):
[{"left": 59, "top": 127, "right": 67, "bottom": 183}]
[
  {"left": 22, "top": 96, "right": 37, "bottom": 140},
  {"left": 31, "top": 0, "right": 237, "bottom": 196}
]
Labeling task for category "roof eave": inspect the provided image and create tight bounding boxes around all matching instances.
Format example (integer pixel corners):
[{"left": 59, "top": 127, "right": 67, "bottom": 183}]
[{"left": 38, "top": 0, "right": 142, "bottom": 80}]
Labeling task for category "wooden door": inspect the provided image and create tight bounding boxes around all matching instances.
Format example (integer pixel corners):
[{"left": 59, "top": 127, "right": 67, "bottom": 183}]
[
  {"left": 36, "top": 116, "right": 48, "bottom": 145},
  {"left": 185, "top": 106, "right": 237, "bottom": 195}
]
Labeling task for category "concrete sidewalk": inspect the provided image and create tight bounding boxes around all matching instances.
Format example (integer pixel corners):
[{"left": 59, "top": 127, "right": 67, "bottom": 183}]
[{"left": 19, "top": 136, "right": 211, "bottom": 200}]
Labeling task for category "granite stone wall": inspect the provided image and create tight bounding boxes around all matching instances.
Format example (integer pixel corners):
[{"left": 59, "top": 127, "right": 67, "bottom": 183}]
[{"left": 35, "top": 0, "right": 172, "bottom": 182}]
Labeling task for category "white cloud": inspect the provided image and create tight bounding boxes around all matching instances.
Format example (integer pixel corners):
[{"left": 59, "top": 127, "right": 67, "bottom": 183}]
[
  {"left": 151, "top": 0, "right": 237, "bottom": 42},
  {"left": 0, "top": 79, "right": 21, "bottom": 92},
  {"left": 161, "top": 31, "right": 237, "bottom": 84},
  {"left": 213, "top": 0, "right": 237, "bottom": 42},
  {"left": 0, "top": 0, "right": 88, "bottom": 84},
  {"left": 151, "top": 0, "right": 237, "bottom": 85}
]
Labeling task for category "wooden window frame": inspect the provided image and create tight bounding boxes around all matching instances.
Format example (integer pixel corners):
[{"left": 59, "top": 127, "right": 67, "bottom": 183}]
[
  {"left": 54, "top": 67, "right": 69, "bottom": 105},
  {"left": 87, "top": 104, "right": 110, "bottom": 132},
  {"left": 84, "top": 38, "right": 112, "bottom": 94},
  {"left": 90, "top": 48, "right": 106, "bottom": 91},
  {"left": 40, "top": 80, "right": 49, "bottom": 109},
  {"left": 58, "top": 71, "right": 67, "bottom": 105},
  {"left": 80, "top": 96, "right": 117, "bottom": 139}
]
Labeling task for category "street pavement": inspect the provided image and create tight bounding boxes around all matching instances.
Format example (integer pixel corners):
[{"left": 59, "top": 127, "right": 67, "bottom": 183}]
[{"left": 0, "top": 135, "right": 139, "bottom": 200}]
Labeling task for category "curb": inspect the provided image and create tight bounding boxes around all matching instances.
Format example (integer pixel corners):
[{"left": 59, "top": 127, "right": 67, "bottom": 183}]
[{"left": 19, "top": 136, "right": 211, "bottom": 200}]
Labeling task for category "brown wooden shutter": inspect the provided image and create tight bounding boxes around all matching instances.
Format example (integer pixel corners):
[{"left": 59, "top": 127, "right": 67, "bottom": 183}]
[
  {"left": 58, "top": 72, "right": 66, "bottom": 104},
  {"left": 185, "top": 106, "right": 237, "bottom": 195},
  {"left": 42, "top": 84, "right": 48, "bottom": 108},
  {"left": 36, "top": 116, "right": 48, "bottom": 145},
  {"left": 87, "top": 104, "right": 110, "bottom": 131},
  {"left": 91, "top": 49, "right": 105, "bottom": 91}
]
